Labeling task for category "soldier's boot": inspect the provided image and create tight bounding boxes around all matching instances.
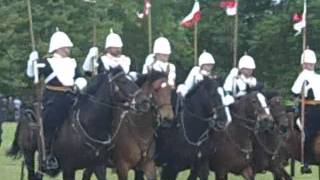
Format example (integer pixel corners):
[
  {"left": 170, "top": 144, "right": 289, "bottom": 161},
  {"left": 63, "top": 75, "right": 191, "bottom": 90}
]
[
  {"left": 301, "top": 163, "right": 312, "bottom": 174},
  {"left": 42, "top": 138, "right": 59, "bottom": 171}
]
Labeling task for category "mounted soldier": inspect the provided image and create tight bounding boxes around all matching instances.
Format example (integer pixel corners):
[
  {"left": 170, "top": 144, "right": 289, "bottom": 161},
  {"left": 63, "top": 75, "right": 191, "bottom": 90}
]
[
  {"left": 176, "top": 51, "right": 233, "bottom": 123},
  {"left": 83, "top": 29, "right": 134, "bottom": 78},
  {"left": 291, "top": 48, "right": 320, "bottom": 174},
  {"left": 142, "top": 36, "right": 176, "bottom": 88},
  {"left": 223, "top": 53, "right": 262, "bottom": 98},
  {"left": 26, "top": 30, "right": 87, "bottom": 170},
  {"left": 176, "top": 51, "right": 216, "bottom": 97}
]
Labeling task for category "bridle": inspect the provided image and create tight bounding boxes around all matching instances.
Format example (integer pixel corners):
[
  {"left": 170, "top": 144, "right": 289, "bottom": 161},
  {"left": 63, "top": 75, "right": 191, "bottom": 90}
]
[
  {"left": 179, "top": 88, "right": 228, "bottom": 147},
  {"left": 71, "top": 71, "right": 143, "bottom": 147},
  {"left": 82, "top": 71, "right": 141, "bottom": 111}
]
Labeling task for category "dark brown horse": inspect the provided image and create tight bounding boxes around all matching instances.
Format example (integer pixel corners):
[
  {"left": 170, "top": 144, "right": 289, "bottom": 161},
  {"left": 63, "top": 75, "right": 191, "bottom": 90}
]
[
  {"left": 7, "top": 67, "right": 147, "bottom": 180},
  {"left": 251, "top": 94, "right": 292, "bottom": 180},
  {"left": 81, "top": 70, "right": 174, "bottom": 180},
  {"left": 208, "top": 92, "right": 274, "bottom": 180},
  {"left": 112, "top": 70, "right": 174, "bottom": 180}
]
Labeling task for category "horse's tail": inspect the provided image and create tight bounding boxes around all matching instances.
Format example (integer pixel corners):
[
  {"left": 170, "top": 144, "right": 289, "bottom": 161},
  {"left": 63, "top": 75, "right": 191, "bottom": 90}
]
[
  {"left": 6, "top": 121, "right": 21, "bottom": 158},
  {"left": 6, "top": 108, "right": 35, "bottom": 158}
]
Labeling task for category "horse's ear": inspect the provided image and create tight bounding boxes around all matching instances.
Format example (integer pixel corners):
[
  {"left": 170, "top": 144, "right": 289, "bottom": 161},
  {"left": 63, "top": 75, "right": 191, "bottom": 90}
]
[
  {"left": 113, "top": 65, "right": 124, "bottom": 74},
  {"left": 262, "top": 89, "right": 280, "bottom": 101},
  {"left": 215, "top": 76, "right": 224, "bottom": 87},
  {"left": 208, "top": 75, "right": 223, "bottom": 87},
  {"left": 135, "top": 74, "right": 147, "bottom": 87}
]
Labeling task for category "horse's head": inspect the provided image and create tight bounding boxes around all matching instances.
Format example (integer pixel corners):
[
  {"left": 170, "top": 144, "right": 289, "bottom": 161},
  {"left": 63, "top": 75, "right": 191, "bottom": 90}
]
[
  {"left": 135, "top": 70, "right": 174, "bottom": 122},
  {"left": 88, "top": 66, "right": 144, "bottom": 109},
  {"left": 269, "top": 95, "right": 289, "bottom": 135},
  {"left": 185, "top": 76, "right": 231, "bottom": 130},
  {"left": 233, "top": 91, "right": 274, "bottom": 131}
]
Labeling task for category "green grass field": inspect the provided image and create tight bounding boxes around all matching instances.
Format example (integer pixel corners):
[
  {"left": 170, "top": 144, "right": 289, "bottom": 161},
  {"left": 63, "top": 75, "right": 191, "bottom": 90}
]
[{"left": 0, "top": 122, "right": 319, "bottom": 180}]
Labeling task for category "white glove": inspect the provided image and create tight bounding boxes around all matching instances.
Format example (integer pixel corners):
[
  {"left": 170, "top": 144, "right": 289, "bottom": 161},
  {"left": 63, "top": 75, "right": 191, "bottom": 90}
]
[
  {"left": 246, "top": 77, "right": 257, "bottom": 88},
  {"left": 200, "top": 70, "right": 210, "bottom": 76},
  {"left": 168, "top": 78, "right": 175, "bottom": 88},
  {"left": 26, "top": 51, "right": 39, "bottom": 77},
  {"left": 75, "top": 77, "right": 87, "bottom": 91},
  {"left": 29, "top": 51, "right": 39, "bottom": 61},
  {"left": 223, "top": 94, "right": 235, "bottom": 106},
  {"left": 83, "top": 47, "right": 99, "bottom": 72},
  {"left": 176, "top": 84, "right": 187, "bottom": 97},
  {"left": 229, "top": 67, "right": 239, "bottom": 77},
  {"left": 195, "top": 73, "right": 204, "bottom": 82},
  {"left": 89, "top": 47, "right": 98, "bottom": 57},
  {"left": 128, "top": 71, "right": 139, "bottom": 81}
]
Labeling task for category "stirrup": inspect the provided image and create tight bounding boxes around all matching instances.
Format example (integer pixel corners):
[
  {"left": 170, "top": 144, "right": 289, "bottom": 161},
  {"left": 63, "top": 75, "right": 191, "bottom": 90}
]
[
  {"left": 300, "top": 164, "right": 312, "bottom": 174},
  {"left": 44, "top": 154, "right": 59, "bottom": 170}
]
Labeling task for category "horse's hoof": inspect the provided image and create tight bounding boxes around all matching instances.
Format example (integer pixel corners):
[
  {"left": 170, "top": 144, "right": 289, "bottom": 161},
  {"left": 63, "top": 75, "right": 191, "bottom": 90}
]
[
  {"left": 300, "top": 165, "right": 312, "bottom": 174},
  {"left": 34, "top": 172, "right": 43, "bottom": 180}
]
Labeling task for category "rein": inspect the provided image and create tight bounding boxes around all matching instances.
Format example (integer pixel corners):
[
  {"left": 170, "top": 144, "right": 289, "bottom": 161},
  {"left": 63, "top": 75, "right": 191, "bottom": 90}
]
[
  {"left": 230, "top": 111, "right": 256, "bottom": 132},
  {"left": 70, "top": 71, "right": 140, "bottom": 147},
  {"left": 183, "top": 102, "right": 221, "bottom": 122},
  {"left": 225, "top": 126, "right": 253, "bottom": 158},
  {"left": 72, "top": 108, "right": 127, "bottom": 146},
  {"left": 253, "top": 129, "right": 286, "bottom": 159},
  {"left": 179, "top": 109, "right": 211, "bottom": 147}
]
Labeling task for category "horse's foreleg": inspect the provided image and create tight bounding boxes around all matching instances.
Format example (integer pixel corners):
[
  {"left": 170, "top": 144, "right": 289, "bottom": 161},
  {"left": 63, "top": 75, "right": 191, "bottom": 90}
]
[
  {"left": 272, "top": 167, "right": 292, "bottom": 180},
  {"left": 187, "top": 169, "right": 198, "bottom": 180},
  {"left": 82, "top": 168, "right": 94, "bottom": 180},
  {"left": 215, "top": 171, "right": 228, "bottom": 180},
  {"left": 116, "top": 162, "right": 129, "bottom": 180},
  {"left": 24, "top": 152, "right": 42, "bottom": 180},
  {"left": 242, "top": 166, "right": 255, "bottom": 180},
  {"left": 161, "top": 166, "right": 178, "bottom": 180},
  {"left": 63, "top": 169, "right": 76, "bottom": 180},
  {"left": 141, "top": 161, "right": 156, "bottom": 180},
  {"left": 134, "top": 169, "right": 145, "bottom": 180},
  {"left": 188, "top": 164, "right": 209, "bottom": 180},
  {"left": 94, "top": 166, "right": 107, "bottom": 180},
  {"left": 197, "top": 160, "right": 210, "bottom": 180}
]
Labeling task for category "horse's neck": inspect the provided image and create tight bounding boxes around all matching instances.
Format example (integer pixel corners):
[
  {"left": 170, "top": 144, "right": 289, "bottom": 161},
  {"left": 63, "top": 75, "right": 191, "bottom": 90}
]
[
  {"left": 229, "top": 103, "right": 252, "bottom": 136},
  {"left": 78, "top": 91, "right": 114, "bottom": 135},
  {"left": 181, "top": 101, "right": 210, "bottom": 142},
  {"left": 186, "top": 93, "right": 208, "bottom": 116}
]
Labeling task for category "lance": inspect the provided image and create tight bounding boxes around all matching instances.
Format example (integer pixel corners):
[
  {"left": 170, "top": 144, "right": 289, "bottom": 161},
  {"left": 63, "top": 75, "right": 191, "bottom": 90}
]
[
  {"left": 194, "top": 22, "right": 198, "bottom": 65},
  {"left": 148, "top": 0, "right": 152, "bottom": 54},
  {"left": 26, "top": 0, "right": 46, "bottom": 171},
  {"left": 233, "top": 0, "right": 239, "bottom": 67},
  {"left": 300, "top": 0, "right": 307, "bottom": 164},
  {"left": 84, "top": 0, "right": 98, "bottom": 76}
]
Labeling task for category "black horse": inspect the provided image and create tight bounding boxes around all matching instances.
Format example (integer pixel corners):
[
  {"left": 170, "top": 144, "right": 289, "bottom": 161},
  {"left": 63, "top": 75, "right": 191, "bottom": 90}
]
[
  {"left": 149, "top": 76, "right": 229, "bottom": 180},
  {"left": 7, "top": 67, "right": 147, "bottom": 180}
]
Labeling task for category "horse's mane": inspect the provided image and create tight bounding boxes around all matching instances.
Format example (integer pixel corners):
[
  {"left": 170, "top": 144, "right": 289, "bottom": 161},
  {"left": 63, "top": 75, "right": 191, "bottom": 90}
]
[
  {"left": 262, "top": 89, "right": 280, "bottom": 100},
  {"left": 85, "top": 66, "right": 124, "bottom": 95},
  {"left": 85, "top": 73, "right": 108, "bottom": 95},
  {"left": 185, "top": 77, "right": 218, "bottom": 99},
  {"left": 135, "top": 70, "right": 168, "bottom": 87}
]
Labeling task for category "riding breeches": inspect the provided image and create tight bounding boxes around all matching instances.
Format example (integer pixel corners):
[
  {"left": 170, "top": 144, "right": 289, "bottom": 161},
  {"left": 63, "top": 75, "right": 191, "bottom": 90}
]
[{"left": 42, "top": 89, "right": 74, "bottom": 146}]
